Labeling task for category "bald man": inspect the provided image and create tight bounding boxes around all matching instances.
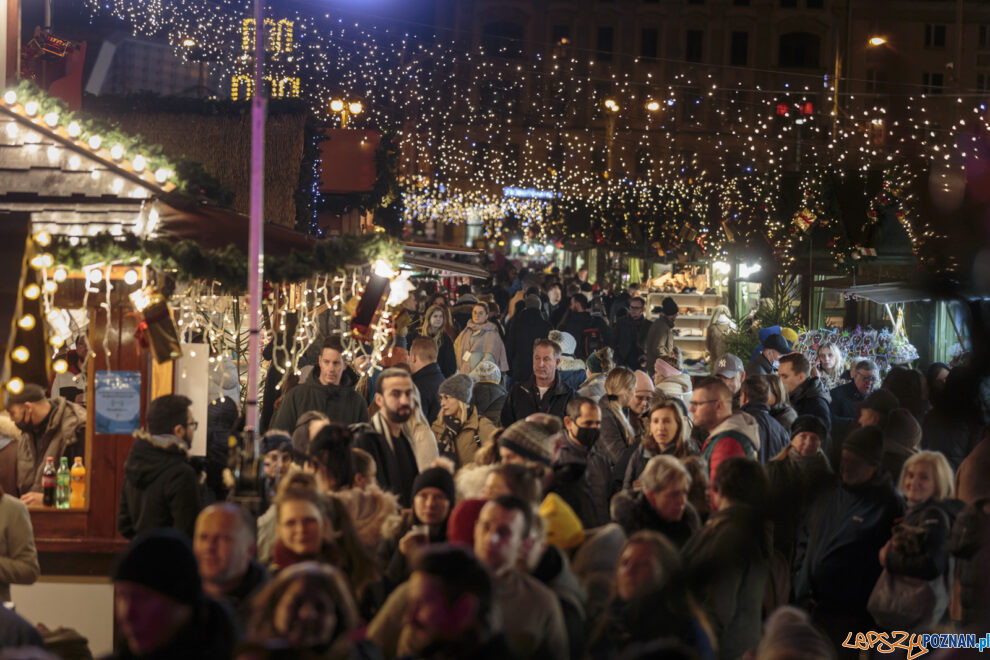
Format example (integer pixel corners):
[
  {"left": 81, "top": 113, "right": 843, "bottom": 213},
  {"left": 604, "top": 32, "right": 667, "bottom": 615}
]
[{"left": 193, "top": 503, "right": 269, "bottom": 629}]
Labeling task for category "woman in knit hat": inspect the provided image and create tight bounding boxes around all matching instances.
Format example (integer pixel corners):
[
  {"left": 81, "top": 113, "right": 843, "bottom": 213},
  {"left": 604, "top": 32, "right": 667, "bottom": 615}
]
[
  {"left": 578, "top": 347, "right": 615, "bottom": 401},
  {"left": 549, "top": 330, "right": 587, "bottom": 391},
  {"left": 469, "top": 360, "right": 507, "bottom": 426},
  {"left": 383, "top": 466, "right": 457, "bottom": 586},
  {"left": 431, "top": 374, "right": 496, "bottom": 468}
]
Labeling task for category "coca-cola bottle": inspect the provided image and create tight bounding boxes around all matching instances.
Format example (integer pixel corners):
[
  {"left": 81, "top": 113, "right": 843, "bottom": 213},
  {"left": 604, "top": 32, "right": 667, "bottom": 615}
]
[{"left": 42, "top": 457, "right": 56, "bottom": 507}]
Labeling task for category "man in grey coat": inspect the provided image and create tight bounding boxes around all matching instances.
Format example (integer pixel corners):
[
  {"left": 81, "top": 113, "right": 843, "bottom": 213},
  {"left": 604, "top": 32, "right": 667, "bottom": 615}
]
[{"left": 645, "top": 297, "right": 678, "bottom": 375}]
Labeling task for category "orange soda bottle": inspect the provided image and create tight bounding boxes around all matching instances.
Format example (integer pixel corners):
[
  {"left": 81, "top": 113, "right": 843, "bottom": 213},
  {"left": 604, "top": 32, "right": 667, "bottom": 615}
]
[{"left": 69, "top": 457, "right": 85, "bottom": 508}]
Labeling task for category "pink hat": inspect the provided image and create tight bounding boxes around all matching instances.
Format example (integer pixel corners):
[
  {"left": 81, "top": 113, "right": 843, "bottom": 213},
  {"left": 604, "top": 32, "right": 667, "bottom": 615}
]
[
  {"left": 654, "top": 358, "right": 681, "bottom": 380},
  {"left": 635, "top": 370, "right": 654, "bottom": 393}
]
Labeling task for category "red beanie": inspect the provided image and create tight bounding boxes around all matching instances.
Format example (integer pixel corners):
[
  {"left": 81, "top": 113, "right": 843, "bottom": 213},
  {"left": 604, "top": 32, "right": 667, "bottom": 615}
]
[{"left": 446, "top": 498, "right": 488, "bottom": 547}]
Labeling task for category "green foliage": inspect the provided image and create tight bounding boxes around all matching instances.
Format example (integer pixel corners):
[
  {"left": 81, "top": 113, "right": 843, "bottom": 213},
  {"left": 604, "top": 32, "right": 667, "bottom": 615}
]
[
  {"left": 722, "top": 328, "right": 760, "bottom": 364},
  {"left": 754, "top": 275, "right": 802, "bottom": 328},
  {"left": 50, "top": 231, "right": 402, "bottom": 293}
]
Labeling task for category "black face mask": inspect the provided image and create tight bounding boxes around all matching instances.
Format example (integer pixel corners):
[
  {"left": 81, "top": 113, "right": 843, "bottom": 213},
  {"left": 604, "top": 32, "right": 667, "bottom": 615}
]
[{"left": 573, "top": 426, "right": 600, "bottom": 449}]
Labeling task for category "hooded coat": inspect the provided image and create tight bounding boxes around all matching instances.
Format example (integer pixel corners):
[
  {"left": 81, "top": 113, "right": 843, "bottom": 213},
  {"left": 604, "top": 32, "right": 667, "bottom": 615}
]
[
  {"left": 506, "top": 307, "right": 553, "bottom": 382},
  {"left": 16, "top": 397, "right": 86, "bottom": 495},
  {"left": 700, "top": 411, "right": 760, "bottom": 484},
  {"left": 0, "top": 494, "right": 39, "bottom": 603},
  {"left": 557, "top": 355, "right": 587, "bottom": 392},
  {"left": 740, "top": 402, "right": 790, "bottom": 464},
  {"left": 269, "top": 369, "right": 369, "bottom": 432},
  {"left": 118, "top": 432, "right": 202, "bottom": 539},
  {"left": 453, "top": 321, "right": 509, "bottom": 374}
]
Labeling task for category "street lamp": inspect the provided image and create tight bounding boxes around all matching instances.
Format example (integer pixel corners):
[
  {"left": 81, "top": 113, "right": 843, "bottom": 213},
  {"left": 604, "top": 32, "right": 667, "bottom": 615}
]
[
  {"left": 330, "top": 98, "right": 363, "bottom": 127},
  {"left": 868, "top": 35, "right": 887, "bottom": 46}
]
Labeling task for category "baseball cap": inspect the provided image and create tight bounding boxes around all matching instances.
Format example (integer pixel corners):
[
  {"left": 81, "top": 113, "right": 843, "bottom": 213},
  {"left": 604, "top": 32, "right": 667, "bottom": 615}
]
[{"left": 714, "top": 354, "right": 744, "bottom": 379}]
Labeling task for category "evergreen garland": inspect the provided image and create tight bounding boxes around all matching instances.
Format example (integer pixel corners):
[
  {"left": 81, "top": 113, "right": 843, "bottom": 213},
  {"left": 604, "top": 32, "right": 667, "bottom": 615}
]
[{"left": 50, "top": 231, "right": 401, "bottom": 293}]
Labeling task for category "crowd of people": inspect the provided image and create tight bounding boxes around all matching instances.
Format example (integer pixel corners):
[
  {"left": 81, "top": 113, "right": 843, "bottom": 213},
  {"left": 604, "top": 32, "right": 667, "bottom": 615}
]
[{"left": 1, "top": 264, "right": 988, "bottom": 660}]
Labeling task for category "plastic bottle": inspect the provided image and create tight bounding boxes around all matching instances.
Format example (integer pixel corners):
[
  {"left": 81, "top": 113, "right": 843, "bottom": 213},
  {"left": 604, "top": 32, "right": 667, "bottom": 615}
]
[
  {"left": 70, "top": 457, "right": 85, "bottom": 509},
  {"left": 42, "top": 457, "right": 56, "bottom": 507},
  {"left": 56, "top": 457, "right": 70, "bottom": 509}
]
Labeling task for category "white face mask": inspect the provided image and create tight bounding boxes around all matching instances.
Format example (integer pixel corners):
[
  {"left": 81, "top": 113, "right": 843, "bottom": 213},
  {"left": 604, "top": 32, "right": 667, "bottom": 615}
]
[{"left": 772, "top": 361, "right": 780, "bottom": 370}]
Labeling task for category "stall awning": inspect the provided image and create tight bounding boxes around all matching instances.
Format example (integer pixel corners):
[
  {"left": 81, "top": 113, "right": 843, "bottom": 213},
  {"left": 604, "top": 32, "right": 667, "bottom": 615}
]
[
  {"left": 402, "top": 242, "right": 488, "bottom": 278},
  {"left": 818, "top": 279, "right": 988, "bottom": 305}
]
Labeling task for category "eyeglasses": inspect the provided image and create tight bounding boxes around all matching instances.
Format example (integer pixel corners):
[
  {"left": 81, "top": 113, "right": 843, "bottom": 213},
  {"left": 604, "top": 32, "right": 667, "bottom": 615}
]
[{"left": 688, "top": 399, "right": 719, "bottom": 408}]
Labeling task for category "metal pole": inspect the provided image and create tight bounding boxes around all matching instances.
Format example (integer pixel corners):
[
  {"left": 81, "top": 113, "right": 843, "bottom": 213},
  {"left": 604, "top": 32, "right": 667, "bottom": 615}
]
[{"left": 246, "top": 0, "right": 266, "bottom": 438}]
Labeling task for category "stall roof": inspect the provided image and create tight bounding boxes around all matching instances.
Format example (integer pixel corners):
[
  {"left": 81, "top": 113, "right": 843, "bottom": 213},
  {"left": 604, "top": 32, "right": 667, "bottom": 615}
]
[
  {"left": 819, "top": 280, "right": 989, "bottom": 305},
  {"left": 402, "top": 254, "right": 490, "bottom": 279}
]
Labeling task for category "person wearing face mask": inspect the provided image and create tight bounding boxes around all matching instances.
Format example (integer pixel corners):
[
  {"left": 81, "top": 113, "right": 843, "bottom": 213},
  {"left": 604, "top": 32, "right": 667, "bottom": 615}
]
[
  {"left": 6, "top": 383, "right": 85, "bottom": 506},
  {"left": 548, "top": 397, "right": 610, "bottom": 528},
  {"left": 119, "top": 394, "right": 202, "bottom": 539}
]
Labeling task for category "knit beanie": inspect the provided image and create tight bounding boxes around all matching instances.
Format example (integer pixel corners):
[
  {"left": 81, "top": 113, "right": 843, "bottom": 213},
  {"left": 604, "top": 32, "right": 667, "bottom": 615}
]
[
  {"left": 790, "top": 415, "right": 827, "bottom": 442},
  {"left": 842, "top": 426, "right": 884, "bottom": 466},
  {"left": 586, "top": 352, "right": 605, "bottom": 375},
  {"left": 882, "top": 408, "right": 922, "bottom": 454},
  {"left": 412, "top": 467, "right": 456, "bottom": 505},
  {"left": 469, "top": 360, "right": 501, "bottom": 384},
  {"left": 763, "top": 333, "right": 792, "bottom": 354},
  {"left": 654, "top": 358, "right": 681, "bottom": 380},
  {"left": 634, "top": 370, "right": 654, "bottom": 394},
  {"left": 497, "top": 417, "right": 561, "bottom": 467},
  {"left": 539, "top": 493, "right": 585, "bottom": 550},
  {"left": 112, "top": 529, "right": 202, "bottom": 605},
  {"left": 261, "top": 432, "right": 292, "bottom": 455},
  {"left": 661, "top": 297, "right": 679, "bottom": 317},
  {"left": 447, "top": 498, "right": 488, "bottom": 547},
  {"left": 525, "top": 294, "right": 542, "bottom": 309},
  {"left": 438, "top": 374, "right": 474, "bottom": 405},
  {"left": 548, "top": 330, "right": 577, "bottom": 357}
]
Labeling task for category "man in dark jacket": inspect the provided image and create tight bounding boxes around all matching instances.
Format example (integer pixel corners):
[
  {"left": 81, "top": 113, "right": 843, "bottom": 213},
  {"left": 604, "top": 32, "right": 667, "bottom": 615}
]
[
  {"left": 558, "top": 293, "right": 610, "bottom": 360},
  {"left": 501, "top": 339, "right": 574, "bottom": 426},
  {"left": 193, "top": 503, "right": 268, "bottom": 632},
  {"left": 354, "top": 368, "right": 420, "bottom": 506},
  {"left": 506, "top": 293, "right": 553, "bottom": 383},
  {"left": 111, "top": 528, "right": 236, "bottom": 659},
  {"left": 683, "top": 458, "right": 770, "bottom": 660},
  {"left": 739, "top": 376, "right": 790, "bottom": 463},
  {"left": 409, "top": 338, "right": 445, "bottom": 423},
  {"left": 119, "top": 394, "right": 202, "bottom": 539},
  {"left": 611, "top": 296, "right": 651, "bottom": 369},
  {"left": 270, "top": 335, "right": 369, "bottom": 431},
  {"left": 829, "top": 359, "right": 876, "bottom": 424},
  {"left": 779, "top": 353, "right": 832, "bottom": 437},
  {"left": 548, "top": 397, "right": 609, "bottom": 528},
  {"left": 794, "top": 426, "right": 904, "bottom": 647},
  {"left": 645, "top": 297, "right": 678, "bottom": 373},
  {"left": 745, "top": 333, "right": 791, "bottom": 377}
]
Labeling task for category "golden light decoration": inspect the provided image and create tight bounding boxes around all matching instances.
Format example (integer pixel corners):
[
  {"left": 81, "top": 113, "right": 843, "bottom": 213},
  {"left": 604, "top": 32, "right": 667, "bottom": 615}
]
[
  {"left": 6, "top": 378, "right": 24, "bottom": 395},
  {"left": 43, "top": 280, "right": 57, "bottom": 294},
  {"left": 17, "top": 314, "right": 36, "bottom": 330},
  {"left": 330, "top": 99, "right": 345, "bottom": 113},
  {"left": 53, "top": 359, "right": 68, "bottom": 374},
  {"left": 11, "top": 347, "right": 29, "bottom": 364},
  {"left": 53, "top": 267, "right": 68, "bottom": 283},
  {"left": 33, "top": 230, "right": 51, "bottom": 247},
  {"left": 23, "top": 284, "right": 40, "bottom": 300}
]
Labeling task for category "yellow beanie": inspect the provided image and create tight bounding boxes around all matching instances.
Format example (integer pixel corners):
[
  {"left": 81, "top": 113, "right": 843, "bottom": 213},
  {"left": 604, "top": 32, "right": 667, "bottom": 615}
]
[
  {"left": 539, "top": 493, "right": 585, "bottom": 550},
  {"left": 781, "top": 327, "right": 799, "bottom": 344}
]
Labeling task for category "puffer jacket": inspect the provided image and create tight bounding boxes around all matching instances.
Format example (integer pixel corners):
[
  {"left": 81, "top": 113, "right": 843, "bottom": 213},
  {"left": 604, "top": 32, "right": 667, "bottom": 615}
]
[
  {"left": 577, "top": 373, "right": 606, "bottom": 401},
  {"left": 656, "top": 373, "right": 693, "bottom": 407},
  {"left": 16, "top": 397, "right": 86, "bottom": 494},
  {"left": 454, "top": 321, "right": 509, "bottom": 374},
  {"left": 788, "top": 377, "right": 832, "bottom": 433},
  {"left": 118, "top": 432, "right": 202, "bottom": 539},
  {"left": 794, "top": 473, "right": 904, "bottom": 624},
  {"left": 741, "top": 402, "right": 790, "bottom": 464},
  {"left": 700, "top": 411, "right": 760, "bottom": 483},
  {"left": 430, "top": 406, "right": 494, "bottom": 468},
  {"left": 269, "top": 368, "right": 369, "bottom": 432}
]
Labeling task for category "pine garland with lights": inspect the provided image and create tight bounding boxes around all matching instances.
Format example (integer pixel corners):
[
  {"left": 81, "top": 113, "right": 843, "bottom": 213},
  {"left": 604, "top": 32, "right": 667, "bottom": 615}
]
[{"left": 49, "top": 231, "right": 402, "bottom": 293}]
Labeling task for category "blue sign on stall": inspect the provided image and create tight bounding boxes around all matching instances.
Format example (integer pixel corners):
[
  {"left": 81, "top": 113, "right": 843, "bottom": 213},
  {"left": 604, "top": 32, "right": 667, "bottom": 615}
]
[{"left": 94, "top": 371, "right": 141, "bottom": 434}]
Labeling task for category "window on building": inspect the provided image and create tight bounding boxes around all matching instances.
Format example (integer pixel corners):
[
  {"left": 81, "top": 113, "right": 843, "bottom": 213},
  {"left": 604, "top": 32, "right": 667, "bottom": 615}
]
[
  {"left": 730, "top": 31, "right": 749, "bottom": 65},
  {"left": 482, "top": 22, "right": 525, "bottom": 58},
  {"left": 980, "top": 25, "right": 990, "bottom": 50},
  {"left": 780, "top": 0, "right": 797, "bottom": 7},
  {"left": 779, "top": 32, "right": 821, "bottom": 68},
  {"left": 924, "top": 24, "right": 946, "bottom": 48},
  {"left": 977, "top": 73, "right": 990, "bottom": 93},
  {"left": 686, "top": 30, "right": 704, "bottom": 62},
  {"left": 641, "top": 28, "right": 659, "bottom": 58},
  {"left": 597, "top": 26, "right": 614, "bottom": 61},
  {"left": 922, "top": 72, "right": 944, "bottom": 94}
]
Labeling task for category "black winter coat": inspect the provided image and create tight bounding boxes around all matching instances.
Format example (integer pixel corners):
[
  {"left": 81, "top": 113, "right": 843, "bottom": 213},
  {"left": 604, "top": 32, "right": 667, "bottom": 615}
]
[
  {"left": 109, "top": 596, "right": 236, "bottom": 660},
  {"left": 794, "top": 473, "right": 904, "bottom": 624},
  {"left": 741, "top": 402, "right": 790, "bottom": 463},
  {"left": 887, "top": 498, "right": 963, "bottom": 581},
  {"left": 829, "top": 380, "right": 864, "bottom": 424},
  {"left": 611, "top": 315, "right": 651, "bottom": 369},
  {"left": 118, "top": 434, "right": 201, "bottom": 539},
  {"left": 473, "top": 381, "right": 508, "bottom": 426},
  {"left": 789, "top": 377, "right": 832, "bottom": 434},
  {"left": 500, "top": 375, "right": 574, "bottom": 427},
  {"left": 559, "top": 311, "right": 611, "bottom": 360},
  {"left": 550, "top": 439, "right": 611, "bottom": 528},
  {"left": 505, "top": 307, "right": 553, "bottom": 382},
  {"left": 766, "top": 449, "right": 834, "bottom": 565},
  {"left": 412, "top": 362, "right": 445, "bottom": 424},
  {"left": 611, "top": 490, "right": 701, "bottom": 549},
  {"left": 352, "top": 416, "right": 420, "bottom": 507}
]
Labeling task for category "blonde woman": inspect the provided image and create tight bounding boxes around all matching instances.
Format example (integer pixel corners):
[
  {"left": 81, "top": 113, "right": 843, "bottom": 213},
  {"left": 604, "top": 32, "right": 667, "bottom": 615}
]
[
  {"left": 416, "top": 304, "right": 458, "bottom": 377},
  {"left": 597, "top": 366, "right": 637, "bottom": 466},
  {"left": 430, "top": 374, "right": 495, "bottom": 468},
  {"left": 876, "top": 451, "right": 959, "bottom": 627},
  {"left": 814, "top": 343, "right": 845, "bottom": 391}
]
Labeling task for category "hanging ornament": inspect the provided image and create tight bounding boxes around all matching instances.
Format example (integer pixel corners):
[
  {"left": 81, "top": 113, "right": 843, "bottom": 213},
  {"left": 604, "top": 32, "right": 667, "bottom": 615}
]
[{"left": 792, "top": 208, "right": 817, "bottom": 232}]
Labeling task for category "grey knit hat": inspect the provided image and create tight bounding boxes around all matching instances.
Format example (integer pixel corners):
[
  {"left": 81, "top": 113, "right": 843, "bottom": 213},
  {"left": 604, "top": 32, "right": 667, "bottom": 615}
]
[
  {"left": 470, "top": 360, "right": 501, "bottom": 384},
  {"left": 498, "top": 416, "right": 562, "bottom": 467},
  {"left": 439, "top": 374, "right": 473, "bottom": 405}
]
